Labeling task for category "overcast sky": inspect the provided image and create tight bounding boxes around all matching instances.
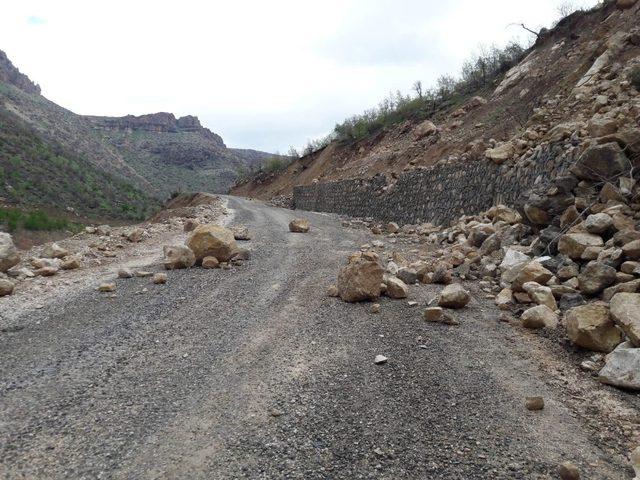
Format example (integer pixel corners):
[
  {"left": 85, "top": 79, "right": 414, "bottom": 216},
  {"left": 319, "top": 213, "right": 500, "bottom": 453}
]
[{"left": 0, "top": 0, "right": 598, "bottom": 153}]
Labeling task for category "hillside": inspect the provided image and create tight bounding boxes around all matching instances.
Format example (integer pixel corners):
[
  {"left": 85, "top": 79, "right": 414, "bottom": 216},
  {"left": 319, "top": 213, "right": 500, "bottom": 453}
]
[
  {"left": 0, "top": 50, "right": 274, "bottom": 215},
  {"left": 232, "top": 1, "right": 640, "bottom": 202}
]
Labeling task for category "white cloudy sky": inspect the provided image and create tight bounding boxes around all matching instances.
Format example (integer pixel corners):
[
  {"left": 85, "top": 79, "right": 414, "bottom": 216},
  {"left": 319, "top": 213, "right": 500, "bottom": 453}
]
[{"left": 0, "top": 0, "right": 598, "bottom": 152}]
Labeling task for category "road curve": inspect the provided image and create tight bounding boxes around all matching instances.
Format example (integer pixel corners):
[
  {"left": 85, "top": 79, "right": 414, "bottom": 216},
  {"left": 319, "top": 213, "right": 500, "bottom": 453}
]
[{"left": 0, "top": 196, "right": 633, "bottom": 479}]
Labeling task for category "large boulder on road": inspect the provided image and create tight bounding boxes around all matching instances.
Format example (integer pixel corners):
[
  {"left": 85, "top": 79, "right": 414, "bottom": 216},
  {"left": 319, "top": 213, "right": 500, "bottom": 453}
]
[
  {"left": 163, "top": 245, "right": 196, "bottom": 270},
  {"left": 0, "top": 233, "right": 20, "bottom": 273},
  {"left": 187, "top": 224, "right": 238, "bottom": 263},
  {"left": 337, "top": 252, "right": 384, "bottom": 302}
]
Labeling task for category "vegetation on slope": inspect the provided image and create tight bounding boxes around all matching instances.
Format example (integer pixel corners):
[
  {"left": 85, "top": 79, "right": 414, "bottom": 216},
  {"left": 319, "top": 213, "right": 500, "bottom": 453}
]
[
  {"left": 0, "top": 207, "right": 82, "bottom": 233},
  {"left": 0, "top": 105, "right": 158, "bottom": 220}
]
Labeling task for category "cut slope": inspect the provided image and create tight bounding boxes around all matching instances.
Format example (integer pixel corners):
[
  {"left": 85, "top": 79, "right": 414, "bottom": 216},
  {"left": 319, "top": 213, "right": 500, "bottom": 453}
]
[{"left": 232, "top": 1, "right": 640, "bottom": 201}]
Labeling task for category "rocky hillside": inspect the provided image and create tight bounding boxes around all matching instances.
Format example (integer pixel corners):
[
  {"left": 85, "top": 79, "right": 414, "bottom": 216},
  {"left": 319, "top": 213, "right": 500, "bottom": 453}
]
[
  {"left": 232, "top": 0, "right": 640, "bottom": 202},
  {"left": 0, "top": 51, "right": 274, "bottom": 216}
]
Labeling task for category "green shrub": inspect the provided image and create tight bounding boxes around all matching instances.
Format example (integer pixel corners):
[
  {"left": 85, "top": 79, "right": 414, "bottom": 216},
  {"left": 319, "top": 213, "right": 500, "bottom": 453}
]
[
  {"left": 263, "top": 157, "right": 288, "bottom": 173},
  {"left": 0, "top": 208, "right": 81, "bottom": 232}
]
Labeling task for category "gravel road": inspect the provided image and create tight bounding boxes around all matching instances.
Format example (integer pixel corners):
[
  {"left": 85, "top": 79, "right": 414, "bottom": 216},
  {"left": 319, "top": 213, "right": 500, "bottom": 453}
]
[{"left": 0, "top": 196, "right": 634, "bottom": 479}]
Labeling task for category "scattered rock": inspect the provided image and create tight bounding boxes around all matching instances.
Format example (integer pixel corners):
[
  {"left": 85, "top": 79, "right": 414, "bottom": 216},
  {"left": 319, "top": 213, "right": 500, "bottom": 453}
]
[
  {"left": 371, "top": 303, "right": 381, "bottom": 314},
  {"left": 202, "top": 256, "right": 220, "bottom": 269},
  {"left": 584, "top": 213, "right": 613, "bottom": 234},
  {"left": 577, "top": 261, "right": 617, "bottom": 296},
  {"left": 424, "top": 307, "right": 458, "bottom": 325},
  {"left": 0, "top": 278, "right": 15, "bottom": 296},
  {"left": 565, "top": 303, "right": 623, "bottom": 352},
  {"left": 521, "top": 305, "right": 558, "bottom": 329},
  {"left": 126, "top": 228, "right": 144, "bottom": 243},
  {"left": 96, "top": 225, "right": 112, "bottom": 236},
  {"left": 397, "top": 267, "right": 418, "bottom": 284},
  {"left": 289, "top": 219, "right": 310, "bottom": 233},
  {"left": 571, "top": 142, "right": 630, "bottom": 181},
  {"left": 609, "top": 293, "right": 640, "bottom": 346},
  {"left": 558, "top": 461, "right": 581, "bottom": 480},
  {"left": 437, "top": 284, "right": 470, "bottom": 309},
  {"left": 386, "top": 222, "right": 399, "bottom": 233},
  {"left": 0, "top": 233, "right": 20, "bottom": 272},
  {"left": 374, "top": 355, "right": 388, "bottom": 365},
  {"left": 337, "top": 252, "right": 384, "bottom": 302},
  {"left": 413, "top": 120, "right": 437, "bottom": 140},
  {"left": 525, "top": 396, "right": 544, "bottom": 411},
  {"left": 43, "top": 243, "right": 68, "bottom": 259},
  {"left": 232, "top": 225, "right": 251, "bottom": 241},
  {"left": 512, "top": 261, "right": 553, "bottom": 291},
  {"left": 384, "top": 275, "right": 408, "bottom": 299},
  {"left": 152, "top": 273, "right": 167, "bottom": 284},
  {"left": 118, "top": 268, "right": 134, "bottom": 279},
  {"left": 60, "top": 256, "right": 81, "bottom": 270},
  {"left": 327, "top": 285, "right": 339, "bottom": 297},
  {"left": 183, "top": 218, "right": 199, "bottom": 232},
  {"left": 523, "top": 282, "right": 557, "bottom": 310},
  {"left": 98, "top": 282, "right": 116, "bottom": 292},
  {"left": 36, "top": 266, "right": 58, "bottom": 277},
  {"left": 598, "top": 341, "right": 640, "bottom": 390},
  {"left": 495, "top": 288, "right": 513, "bottom": 310},
  {"left": 558, "top": 233, "right": 604, "bottom": 260},
  {"left": 163, "top": 245, "right": 196, "bottom": 270},
  {"left": 631, "top": 446, "right": 640, "bottom": 479}
]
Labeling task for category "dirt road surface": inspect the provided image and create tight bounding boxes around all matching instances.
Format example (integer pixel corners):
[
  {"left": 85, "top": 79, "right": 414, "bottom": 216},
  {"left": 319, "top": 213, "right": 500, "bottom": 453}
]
[{"left": 0, "top": 197, "right": 637, "bottom": 479}]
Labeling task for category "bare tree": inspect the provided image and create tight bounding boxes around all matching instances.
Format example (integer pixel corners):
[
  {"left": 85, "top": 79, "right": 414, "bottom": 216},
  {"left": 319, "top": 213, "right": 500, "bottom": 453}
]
[
  {"left": 412, "top": 80, "right": 423, "bottom": 99},
  {"left": 556, "top": 1, "right": 579, "bottom": 18}
]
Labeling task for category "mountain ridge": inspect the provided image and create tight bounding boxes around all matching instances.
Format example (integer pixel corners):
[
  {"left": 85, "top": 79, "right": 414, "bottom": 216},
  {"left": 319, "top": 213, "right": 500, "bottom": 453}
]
[{"left": 0, "top": 50, "right": 275, "bottom": 216}]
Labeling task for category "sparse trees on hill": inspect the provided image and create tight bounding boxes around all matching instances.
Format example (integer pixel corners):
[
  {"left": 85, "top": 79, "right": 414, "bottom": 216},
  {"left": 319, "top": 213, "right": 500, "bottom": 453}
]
[{"left": 327, "top": 40, "right": 527, "bottom": 144}]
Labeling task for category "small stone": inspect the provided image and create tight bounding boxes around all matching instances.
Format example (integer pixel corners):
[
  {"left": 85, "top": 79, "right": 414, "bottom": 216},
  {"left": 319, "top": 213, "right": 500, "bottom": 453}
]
[
  {"left": 525, "top": 396, "right": 544, "bottom": 411},
  {"left": 60, "top": 256, "right": 81, "bottom": 270},
  {"left": 371, "top": 303, "right": 381, "bottom": 313},
  {"left": 0, "top": 279, "right": 15, "bottom": 297},
  {"left": 152, "top": 273, "right": 167, "bottom": 284},
  {"left": 327, "top": 285, "right": 339, "bottom": 297},
  {"left": 374, "top": 355, "right": 388, "bottom": 365},
  {"left": 558, "top": 461, "right": 580, "bottom": 480},
  {"left": 98, "top": 282, "right": 116, "bottom": 292},
  {"left": 202, "top": 256, "right": 220, "bottom": 269},
  {"left": 384, "top": 276, "right": 408, "bottom": 299},
  {"left": 118, "top": 268, "right": 134, "bottom": 279},
  {"left": 289, "top": 219, "right": 310, "bottom": 233}
]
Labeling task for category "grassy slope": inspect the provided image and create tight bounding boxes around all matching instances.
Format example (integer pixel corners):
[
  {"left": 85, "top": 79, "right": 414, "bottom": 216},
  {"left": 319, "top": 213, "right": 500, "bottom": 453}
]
[{"left": 0, "top": 103, "right": 158, "bottom": 220}]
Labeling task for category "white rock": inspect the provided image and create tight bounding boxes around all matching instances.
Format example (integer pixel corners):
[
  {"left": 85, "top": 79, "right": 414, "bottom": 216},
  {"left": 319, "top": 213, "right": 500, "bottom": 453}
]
[
  {"left": 598, "top": 341, "right": 640, "bottom": 390},
  {"left": 374, "top": 355, "right": 388, "bottom": 365}
]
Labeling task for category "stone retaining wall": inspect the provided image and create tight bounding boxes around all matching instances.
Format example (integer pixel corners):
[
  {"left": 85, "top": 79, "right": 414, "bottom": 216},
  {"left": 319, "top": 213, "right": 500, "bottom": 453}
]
[{"left": 293, "top": 144, "right": 576, "bottom": 225}]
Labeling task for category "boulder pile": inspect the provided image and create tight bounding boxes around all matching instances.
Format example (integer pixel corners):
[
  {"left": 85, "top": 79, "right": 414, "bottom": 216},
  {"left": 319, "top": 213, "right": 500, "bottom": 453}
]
[{"left": 351, "top": 111, "right": 640, "bottom": 389}]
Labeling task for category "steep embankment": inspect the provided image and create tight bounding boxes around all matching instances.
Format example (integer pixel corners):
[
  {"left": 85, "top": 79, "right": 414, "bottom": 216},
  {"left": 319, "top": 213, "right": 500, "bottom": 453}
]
[
  {"left": 0, "top": 50, "right": 274, "bottom": 217},
  {"left": 232, "top": 1, "right": 640, "bottom": 203}
]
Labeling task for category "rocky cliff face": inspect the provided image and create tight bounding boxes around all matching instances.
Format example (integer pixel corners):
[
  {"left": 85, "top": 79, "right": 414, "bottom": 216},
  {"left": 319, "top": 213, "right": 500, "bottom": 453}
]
[
  {"left": 87, "top": 113, "right": 225, "bottom": 144},
  {"left": 0, "top": 50, "right": 40, "bottom": 95}
]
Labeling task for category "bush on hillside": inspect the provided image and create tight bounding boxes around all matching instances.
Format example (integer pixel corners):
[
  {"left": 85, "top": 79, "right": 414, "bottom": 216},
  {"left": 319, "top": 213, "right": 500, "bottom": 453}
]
[
  {"left": 0, "top": 208, "right": 81, "bottom": 232},
  {"left": 329, "top": 41, "right": 526, "bottom": 144}
]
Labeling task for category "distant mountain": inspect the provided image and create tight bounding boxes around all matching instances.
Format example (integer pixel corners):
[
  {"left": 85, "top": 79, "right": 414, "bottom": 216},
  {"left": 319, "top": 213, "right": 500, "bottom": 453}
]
[{"left": 0, "top": 49, "right": 274, "bottom": 217}]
